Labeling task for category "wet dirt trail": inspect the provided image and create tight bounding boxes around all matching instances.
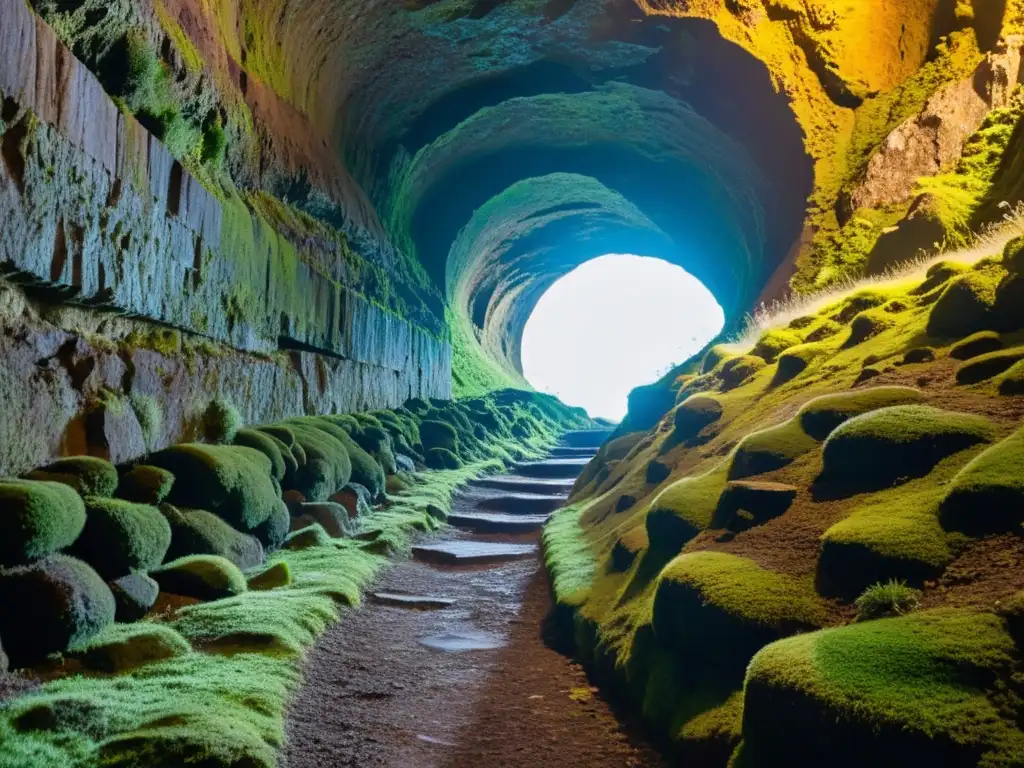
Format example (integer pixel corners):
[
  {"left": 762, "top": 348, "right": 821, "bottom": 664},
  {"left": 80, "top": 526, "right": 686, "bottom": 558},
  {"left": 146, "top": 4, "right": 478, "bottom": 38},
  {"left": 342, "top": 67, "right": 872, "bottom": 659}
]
[{"left": 282, "top": 438, "right": 666, "bottom": 768}]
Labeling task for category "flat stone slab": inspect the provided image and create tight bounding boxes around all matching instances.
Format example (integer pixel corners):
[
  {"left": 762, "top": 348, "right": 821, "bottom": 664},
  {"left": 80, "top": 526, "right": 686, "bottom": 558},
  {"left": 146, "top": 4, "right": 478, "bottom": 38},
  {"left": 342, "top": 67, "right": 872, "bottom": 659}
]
[
  {"left": 448, "top": 510, "right": 550, "bottom": 534},
  {"left": 371, "top": 592, "right": 456, "bottom": 610},
  {"left": 515, "top": 457, "right": 590, "bottom": 479},
  {"left": 548, "top": 446, "right": 599, "bottom": 459},
  {"left": 412, "top": 540, "right": 537, "bottom": 566},
  {"left": 559, "top": 429, "right": 614, "bottom": 449},
  {"left": 473, "top": 492, "right": 564, "bottom": 516},
  {"left": 472, "top": 476, "right": 575, "bottom": 495},
  {"left": 419, "top": 630, "right": 504, "bottom": 652}
]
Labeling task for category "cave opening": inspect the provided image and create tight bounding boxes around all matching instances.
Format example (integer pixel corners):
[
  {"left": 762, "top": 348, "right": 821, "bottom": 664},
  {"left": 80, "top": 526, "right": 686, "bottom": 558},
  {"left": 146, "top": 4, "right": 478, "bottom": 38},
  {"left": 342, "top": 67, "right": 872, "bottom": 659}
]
[{"left": 520, "top": 253, "right": 724, "bottom": 422}]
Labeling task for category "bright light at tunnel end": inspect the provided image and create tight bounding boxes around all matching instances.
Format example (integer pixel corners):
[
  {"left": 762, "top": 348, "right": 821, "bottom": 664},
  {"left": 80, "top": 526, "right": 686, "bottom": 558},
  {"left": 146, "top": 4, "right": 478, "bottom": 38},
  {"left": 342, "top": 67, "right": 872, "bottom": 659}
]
[{"left": 521, "top": 254, "right": 725, "bottom": 423}]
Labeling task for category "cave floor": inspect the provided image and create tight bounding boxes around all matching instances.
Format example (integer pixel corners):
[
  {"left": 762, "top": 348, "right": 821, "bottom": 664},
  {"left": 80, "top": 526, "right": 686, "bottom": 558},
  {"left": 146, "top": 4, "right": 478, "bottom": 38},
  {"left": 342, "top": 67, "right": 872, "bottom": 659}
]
[{"left": 282, "top": 460, "right": 665, "bottom": 768}]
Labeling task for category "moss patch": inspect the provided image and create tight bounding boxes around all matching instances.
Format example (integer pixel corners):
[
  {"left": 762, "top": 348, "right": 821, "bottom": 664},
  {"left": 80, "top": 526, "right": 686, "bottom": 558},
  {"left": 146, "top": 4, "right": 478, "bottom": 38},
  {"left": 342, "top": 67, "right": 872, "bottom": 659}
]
[
  {"left": 730, "top": 418, "right": 818, "bottom": 479},
  {"left": 0, "top": 480, "right": 86, "bottom": 566},
  {"left": 956, "top": 345, "right": 1024, "bottom": 384},
  {"left": 940, "top": 426, "right": 1024, "bottom": 534},
  {"left": 150, "top": 555, "right": 247, "bottom": 601},
  {"left": 645, "top": 464, "right": 729, "bottom": 555},
  {"left": 798, "top": 386, "right": 927, "bottom": 440},
  {"left": 28, "top": 457, "right": 119, "bottom": 498},
  {"left": 70, "top": 497, "right": 172, "bottom": 579},
  {"left": 68, "top": 623, "right": 192, "bottom": 674}
]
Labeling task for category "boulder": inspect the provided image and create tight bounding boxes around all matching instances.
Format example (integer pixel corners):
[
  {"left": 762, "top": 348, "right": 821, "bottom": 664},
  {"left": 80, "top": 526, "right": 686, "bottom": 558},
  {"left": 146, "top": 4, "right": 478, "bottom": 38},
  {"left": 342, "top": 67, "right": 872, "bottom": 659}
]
[
  {"left": 940, "top": 426, "right": 1024, "bottom": 534},
  {"left": 27, "top": 456, "right": 118, "bottom": 498},
  {"left": 108, "top": 572, "right": 160, "bottom": 622},
  {"left": 291, "top": 502, "right": 354, "bottom": 538},
  {"left": 158, "top": 504, "right": 264, "bottom": 571},
  {"left": 247, "top": 561, "right": 292, "bottom": 591},
  {"left": 117, "top": 465, "right": 175, "bottom": 504},
  {"left": 150, "top": 555, "right": 247, "bottom": 601},
  {"left": 950, "top": 330, "right": 1003, "bottom": 360},
  {"left": 713, "top": 480, "right": 798, "bottom": 532},
  {"left": 70, "top": 497, "right": 172, "bottom": 579},
  {"left": 0, "top": 479, "right": 86, "bottom": 566}
]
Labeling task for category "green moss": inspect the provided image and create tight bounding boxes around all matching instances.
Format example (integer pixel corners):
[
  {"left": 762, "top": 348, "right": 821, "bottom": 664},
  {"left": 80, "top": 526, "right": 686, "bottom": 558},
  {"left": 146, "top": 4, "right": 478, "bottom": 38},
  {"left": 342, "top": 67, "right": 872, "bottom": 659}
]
[
  {"left": 855, "top": 580, "right": 920, "bottom": 621},
  {"left": 234, "top": 429, "right": 286, "bottom": 481},
  {"left": 203, "top": 398, "right": 243, "bottom": 444},
  {"left": 911, "top": 260, "right": 970, "bottom": 296},
  {"left": 0, "top": 479, "right": 86, "bottom": 566},
  {"left": 247, "top": 561, "right": 292, "bottom": 591},
  {"left": 927, "top": 269, "right": 1003, "bottom": 338},
  {"left": 940, "top": 426, "right": 1024, "bottom": 534},
  {"left": 820, "top": 405, "right": 995, "bottom": 492},
  {"left": 645, "top": 463, "right": 729, "bottom": 553},
  {"left": 283, "top": 524, "right": 333, "bottom": 552},
  {"left": 109, "top": 572, "right": 159, "bottom": 623},
  {"left": 28, "top": 456, "right": 119, "bottom": 498},
  {"left": 730, "top": 418, "right": 818, "bottom": 479},
  {"left": 798, "top": 386, "right": 927, "bottom": 439},
  {"left": 118, "top": 465, "right": 175, "bottom": 505},
  {"left": 425, "top": 447, "right": 463, "bottom": 470},
  {"left": 653, "top": 552, "right": 826, "bottom": 683},
  {"left": 151, "top": 555, "right": 247, "bottom": 601},
  {"left": 843, "top": 308, "right": 896, "bottom": 347},
  {"left": 997, "top": 358, "right": 1024, "bottom": 394},
  {"left": 741, "top": 609, "right": 1023, "bottom": 766},
  {"left": 299, "top": 419, "right": 384, "bottom": 498},
  {"left": 701, "top": 345, "right": 735, "bottom": 374},
  {"left": 950, "top": 330, "right": 1004, "bottom": 360},
  {"left": 672, "top": 395, "right": 724, "bottom": 443},
  {"left": 257, "top": 426, "right": 295, "bottom": 448},
  {"left": 750, "top": 329, "right": 803, "bottom": 363},
  {"left": 280, "top": 423, "right": 352, "bottom": 502},
  {"left": 129, "top": 394, "right": 164, "bottom": 451},
  {"left": 720, "top": 355, "right": 767, "bottom": 389},
  {"left": 70, "top": 497, "right": 172, "bottom": 579},
  {"left": 69, "top": 623, "right": 192, "bottom": 674},
  {"left": 419, "top": 419, "right": 459, "bottom": 453},
  {"left": 956, "top": 344, "right": 1024, "bottom": 384},
  {"left": 0, "top": 555, "right": 115, "bottom": 667},
  {"left": 771, "top": 343, "right": 827, "bottom": 386},
  {"left": 159, "top": 504, "right": 264, "bottom": 571}
]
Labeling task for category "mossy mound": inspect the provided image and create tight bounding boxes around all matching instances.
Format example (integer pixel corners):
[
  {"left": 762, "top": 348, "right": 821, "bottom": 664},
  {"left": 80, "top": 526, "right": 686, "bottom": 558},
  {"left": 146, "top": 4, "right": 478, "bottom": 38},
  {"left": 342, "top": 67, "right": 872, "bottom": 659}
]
[
  {"left": 750, "top": 329, "right": 802, "bottom": 363},
  {"left": 771, "top": 343, "right": 826, "bottom": 386},
  {"left": 712, "top": 481, "right": 798, "bottom": 533},
  {"left": 720, "top": 356, "right": 766, "bottom": 389},
  {"left": 653, "top": 552, "right": 826, "bottom": 683},
  {"left": 0, "top": 555, "right": 115, "bottom": 666},
  {"left": 282, "top": 422, "right": 352, "bottom": 502},
  {"left": 70, "top": 497, "right": 172, "bottom": 579},
  {"left": 702, "top": 345, "right": 735, "bottom": 374},
  {"left": 729, "top": 419, "right": 818, "bottom": 479},
  {"left": 117, "top": 465, "right": 175, "bottom": 504},
  {"left": 997, "top": 359, "right": 1024, "bottom": 395},
  {"left": 419, "top": 420, "right": 459, "bottom": 453},
  {"left": 425, "top": 447, "right": 463, "bottom": 470},
  {"left": 159, "top": 504, "right": 265, "bottom": 571},
  {"left": 949, "top": 330, "right": 1003, "bottom": 360},
  {"left": 926, "top": 270, "right": 1001, "bottom": 338},
  {"left": 901, "top": 346, "right": 935, "bottom": 364},
  {"left": 149, "top": 444, "right": 280, "bottom": 532},
  {"left": 250, "top": 500, "right": 290, "bottom": 551},
  {"left": 909, "top": 260, "right": 968, "bottom": 296},
  {"left": 233, "top": 429, "right": 286, "bottom": 481},
  {"left": 296, "top": 418, "right": 384, "bottom": 498},
  {"left": 819, "top": 406, "right": 995, "bottom": 492},
  {"left": 646, "top": 460, "right": 671, "bottom": 485},
  {"left": 202, "top": 398, "right": 243, "bottom": 444},
  {"left": 955, "top": 345, "right": 1024, "bottom": 384},
  {"left": 993, "top": 272, "right": 1024, "bottom": 331},
  {"left": 151, "top": 555, "right": 247, "bottom": 601},
  {"left": 843, "top": 308, "right": 895, "bottom": 348},
  {"left": 803, "top": 317, "right": 844, "bottom": 342},
  {"left": 69, "top": 623, "right": 191, "bottom": 673},
  {"left": 0, "top": 479, "right": 86, "bottom": 566},
  {"left": 257, "top": 425, "right": 294, "bottom": 448},
  {"left": 108, "top": 572, "right": 160, "bottom": 622},
  {"left": 673, "top": 395, "right": 724, "bottom": 442},
  {"left": 27, "top": 456, "right": 119, "bottom": 498},
  {"left": 283, "top": 524, "right": 333, "bottom": 551},
  {"left": 247, "top": 561, "right": 292, "bottom": 591},
  {"left": 939, "top": 426, "right": 1024, "bottom": 534},
  {"left": 827, "top": 289, "right": 890, "bottom": 323},
  {"left": 798, "top": 386, "right": 927, "bottom": 439},
  {"left": 741, "top": 609, "right": 1023, "bottom": 767},
  {"left": 645, "top": 466, "right": 728, "bottom": 554}
]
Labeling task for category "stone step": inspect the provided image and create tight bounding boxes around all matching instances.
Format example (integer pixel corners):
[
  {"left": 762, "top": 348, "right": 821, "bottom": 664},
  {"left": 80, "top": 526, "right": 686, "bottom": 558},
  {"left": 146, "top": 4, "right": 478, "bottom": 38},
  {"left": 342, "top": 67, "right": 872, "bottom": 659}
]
[
  {"left": 412, "top": 540, "right": 537, "bottom": 566},
  {"left": 472, "top": 476, "right": 576, "bottom": 495},
  {"left": 448, "top": 510, "right": 550, "bottom": 534},
  {"left": 371, "top": 592, "right": 456, "bottom": 610},
  {"left": 473, "top": 492, "right": 565, "bottom": 516},
  {"left": 559, "top": 429, "right": 614, "bottom": 449},
  {"left": 547, "top": 446, "right": 599, "bottom": 459},
  {"left": 514, "top": 457, "right": 590, "bottom": 479}
]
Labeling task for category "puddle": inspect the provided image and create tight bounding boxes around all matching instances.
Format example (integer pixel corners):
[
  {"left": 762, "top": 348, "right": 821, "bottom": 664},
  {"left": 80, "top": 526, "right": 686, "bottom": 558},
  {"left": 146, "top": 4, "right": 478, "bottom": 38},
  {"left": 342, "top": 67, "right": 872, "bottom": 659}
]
[{"left": 419, "top": 630, "right": 505, "bottom": 652}]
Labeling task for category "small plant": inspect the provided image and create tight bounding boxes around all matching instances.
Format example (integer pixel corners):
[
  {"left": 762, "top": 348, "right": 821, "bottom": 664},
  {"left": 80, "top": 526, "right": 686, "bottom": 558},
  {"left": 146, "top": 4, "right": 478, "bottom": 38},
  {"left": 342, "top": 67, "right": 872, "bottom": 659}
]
[
  {"left": 130, "top": 393, "right": 163, "bottom": 451},
  {"left": 855, "top": 580, "right": 921, "bottom": 620},
  {"left": 203, "top": 398, "right": 242, "bottom": 444}
]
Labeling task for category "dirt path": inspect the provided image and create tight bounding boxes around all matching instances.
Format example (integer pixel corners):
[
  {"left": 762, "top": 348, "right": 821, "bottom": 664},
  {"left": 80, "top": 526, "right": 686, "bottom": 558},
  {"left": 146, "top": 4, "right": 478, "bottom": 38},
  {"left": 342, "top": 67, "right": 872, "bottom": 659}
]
[{"left": 283, "top": 470, "right": 665, "bottom": 768}]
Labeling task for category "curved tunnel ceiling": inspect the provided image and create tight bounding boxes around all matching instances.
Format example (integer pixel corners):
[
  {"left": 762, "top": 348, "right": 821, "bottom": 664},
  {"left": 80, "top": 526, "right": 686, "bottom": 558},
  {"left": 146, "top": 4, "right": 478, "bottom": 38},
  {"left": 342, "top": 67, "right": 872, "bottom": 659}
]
[{"left": 217, "top": 0, "right": 816, "bottom": 375}]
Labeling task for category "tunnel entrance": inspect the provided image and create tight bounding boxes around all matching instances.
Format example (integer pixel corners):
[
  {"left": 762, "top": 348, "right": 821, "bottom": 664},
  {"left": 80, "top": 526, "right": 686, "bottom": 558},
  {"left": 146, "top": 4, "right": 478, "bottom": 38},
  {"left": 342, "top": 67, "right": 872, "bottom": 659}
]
[{"left": 520, "top": 254, "right": 723, "bottom": 422}]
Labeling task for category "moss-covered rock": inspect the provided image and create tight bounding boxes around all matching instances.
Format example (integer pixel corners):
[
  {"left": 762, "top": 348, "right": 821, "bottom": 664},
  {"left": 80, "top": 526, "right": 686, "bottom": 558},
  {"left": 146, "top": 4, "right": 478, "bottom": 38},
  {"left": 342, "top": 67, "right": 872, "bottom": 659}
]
[
  {"left": 117, "top": 465, "right": 175, "bottom": 504},
  {"left": 69, "top": 623, "right": 191, "bottom": 673},
  {"left": 158, "top": 504, "right": 264, "bottom": 570},
  {"left": 645, "top": 460, "right": 671, "bottom": 485},
  {"left": 955, "top": 345, "right": 1024, "bottom": 384},
  {"left": 798, "top": 386, "right": 927, "bottom": 439},
  {"left": 843, "top": 308, "right": 895, "bottom": 347},
  {"left": 950, "top": 330, "right": 1003, "bottom": 360},
  {"left": 993, "top": 272, "right": 1024, "bottom": 331},
  {"left": 939, "top": 426, "right": 1024, "bottom": 534},
  {"left": 202, "top": 398, "right": 242, "bottom": 444},
  {"left": 828, "top": 289, "right": 890, "bottom": 323},
  {"left": 283, "top": 523, "right": 333, "bottom": 551},
  {"left": 701, "top": 344, "right": 735, "bottom": 374},
  {"left": 425, "top": 447, "right": 463, "bottom": 470},
  {"left": 291, "top": 501, "right": 353, "bottom": 538},
  {"left": 926, "top": 270, "right": 1001, "bottom": 338},
  {"left": 0, "top": 555, "right": 115, "bottom": 666},
  {"left": 70, "top": 497, "right": 172, "bottom": 579},
  {"left": 247, "top": 561, "right": 292, "bottom": 591},
  {"left": 997, "top": 358, "right": 1024, "bottom": 394},
  {"left": 750, "top": 329, "right": 802, "bottom": 363},
  {"left": 653, "top": 552, "right": 826, "bottom": 683},
  {"left": 233, "top": 429, "right": 286, "bottom": 481},
  {"left": 281, "top": 423, "right": 352, "bottom": 502},
  {"left": 0, "top": 479, "right": 86, "bottom": 566},
  {"left": 108, "top": 571, "right": 160, "bottom": 622},
  {"left": 249, "top": 500, "right": 290, "bottom": 551},
  {"left": 910, "top": 260, "right": 969, "bottom": 296},
  {"left": 771, "top": 343, "right": 826, "bottom": 385},
  {"left": 673, "top": 395, "right": 724, "bottom": 442},
  {"left": 27, "top": 456, "right": 119, "bottom": 498},
  {"left": 712, "top": 481, "right": 798, "bottom": 532},
  {"left": 730, "top": 419, "right": 818, "bottom": 479},
  {"left": 741, "top": 610, "right": 1023, "bottom": 767},
  {"left": 148, "top": 444, "right": 280, "bottom": 532},
  {"left": 150, "top": 555, "right": 247, "bottom": 600},
  {"left": 901, "top": 346, "right": 935, "bottom": 364},
  {"left": 256, "top": 425, "right": 294, "bottom": 448},
  {"left": 419, "top": 419, "right": 459, "bottom": 454},
  {"left": 820, "top": 406, "right": 995, "bottom": 491},
  {"left": 645, "top": 466, "right": 728, "bottom": 554}
]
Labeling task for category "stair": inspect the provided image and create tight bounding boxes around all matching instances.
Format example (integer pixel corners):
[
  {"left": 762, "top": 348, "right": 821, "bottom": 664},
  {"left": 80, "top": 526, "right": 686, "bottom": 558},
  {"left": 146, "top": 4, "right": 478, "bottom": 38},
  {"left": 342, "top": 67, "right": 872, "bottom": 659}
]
[
  {"left": 514, "top": 457, "right": 590, "bottom": 479},
  {"left": 548, "top": 446, "right": 599, "bottom": 459},
  {"left": 559, "top": 429, "right": 614, "bottom": 449},
  {"left": 412, "top": 540, "right": 537, "bottom": 565},
  {"left": 446, "top": 511, "right": 550, "bottom": 534},
  {"left": 471, "top": 476, "right": 577, "bottom": 495}
]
